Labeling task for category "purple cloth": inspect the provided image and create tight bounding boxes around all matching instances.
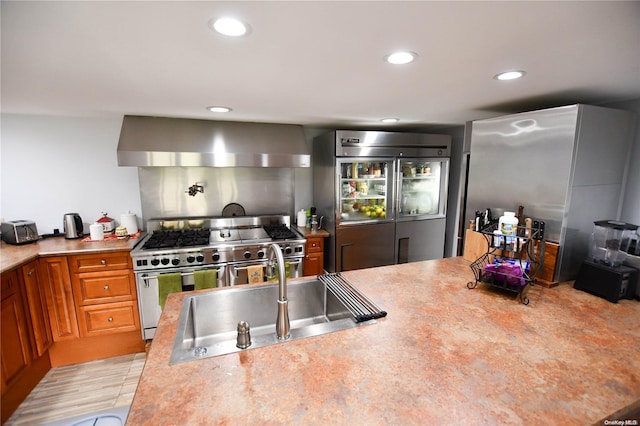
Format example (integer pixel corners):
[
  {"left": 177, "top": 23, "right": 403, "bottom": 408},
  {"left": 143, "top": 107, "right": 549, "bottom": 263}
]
[{"left": 483, "top": 262, "right": 525, "bottom": 286}]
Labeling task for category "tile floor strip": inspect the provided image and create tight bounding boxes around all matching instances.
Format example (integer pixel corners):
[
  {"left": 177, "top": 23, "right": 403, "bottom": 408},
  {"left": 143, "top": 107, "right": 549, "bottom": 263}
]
[{"left": 5, "top": 352, "right": 146, "bottom": 426}]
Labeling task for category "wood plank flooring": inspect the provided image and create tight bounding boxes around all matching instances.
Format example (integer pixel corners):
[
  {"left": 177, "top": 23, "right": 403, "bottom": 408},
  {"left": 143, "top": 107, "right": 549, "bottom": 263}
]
[{"left": 5, "top": 352, "right": 145, "bottom": 425}]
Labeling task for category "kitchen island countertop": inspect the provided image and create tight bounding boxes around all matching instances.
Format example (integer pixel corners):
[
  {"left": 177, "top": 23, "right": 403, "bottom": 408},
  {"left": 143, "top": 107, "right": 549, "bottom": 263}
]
[{"left": 127, "top": 257, "right": 640, "bottom": 425}]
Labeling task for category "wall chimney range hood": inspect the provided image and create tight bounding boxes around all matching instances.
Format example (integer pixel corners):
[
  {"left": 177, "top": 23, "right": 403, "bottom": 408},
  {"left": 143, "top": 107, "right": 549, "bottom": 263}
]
[{"left": 117, "top": 116, "right": 310, "bottom": 167}]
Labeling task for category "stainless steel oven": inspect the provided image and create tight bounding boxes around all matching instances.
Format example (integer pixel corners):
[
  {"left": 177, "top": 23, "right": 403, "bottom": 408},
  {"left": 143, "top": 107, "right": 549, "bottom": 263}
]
[
  {"left": 135, "top": 264, "right": 228, "bottom": 340},
  {"left": 130, "top": 215, "right": 306, "bottom": 340}
]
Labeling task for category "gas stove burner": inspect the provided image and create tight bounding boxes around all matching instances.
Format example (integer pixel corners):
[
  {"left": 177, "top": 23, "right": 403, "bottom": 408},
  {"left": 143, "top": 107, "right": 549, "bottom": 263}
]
[
  {"left": 263, "top": 224, "right": 297, "bottom": 240},
  {"left": 180, "top": 229, "right": 211, "bottom": 247},
  {"left": 142, "top": 229, "right": 211, "bottom": 250}
]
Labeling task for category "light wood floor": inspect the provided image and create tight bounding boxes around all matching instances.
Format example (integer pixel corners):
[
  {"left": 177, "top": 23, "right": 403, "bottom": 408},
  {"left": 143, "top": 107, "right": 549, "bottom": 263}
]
[{"left": 6, "top": 352, "right": 146, "bottom": 425}]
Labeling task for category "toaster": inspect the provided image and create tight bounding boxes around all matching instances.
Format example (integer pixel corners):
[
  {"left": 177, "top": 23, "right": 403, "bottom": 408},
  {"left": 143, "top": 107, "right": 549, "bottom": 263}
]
[{"left": 1, "top": 220, "right": 39, "bottom": 245}]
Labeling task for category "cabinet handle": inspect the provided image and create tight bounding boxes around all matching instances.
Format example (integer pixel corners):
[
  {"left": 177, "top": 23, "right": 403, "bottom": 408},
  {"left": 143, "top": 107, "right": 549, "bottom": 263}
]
[
  {"left": 100, "top": 259, "right": 107, "bottom": 265},
  {"left": 103, "top": 285, "right": 109, "bottom": 291},
  {"left": 108, "top": 317, "right": 113, "bottom": 322},
  {"left": 27, "top": 270, "right": 34, "bottom": 276}
]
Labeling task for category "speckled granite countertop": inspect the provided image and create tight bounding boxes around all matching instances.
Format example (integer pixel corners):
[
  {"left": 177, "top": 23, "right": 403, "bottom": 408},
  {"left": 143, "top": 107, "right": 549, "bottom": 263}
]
[
  {"left": 127, "top": 257, "right": 640, "bottom": 425},
  {"left": 0, "top": 236, "right": 142, "bottom": 273}
]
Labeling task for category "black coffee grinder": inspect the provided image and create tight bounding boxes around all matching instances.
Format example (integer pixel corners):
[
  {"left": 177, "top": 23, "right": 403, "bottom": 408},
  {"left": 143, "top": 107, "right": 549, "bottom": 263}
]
[{"left": 574, "top": 220, "right": 639, "bottom": 303}]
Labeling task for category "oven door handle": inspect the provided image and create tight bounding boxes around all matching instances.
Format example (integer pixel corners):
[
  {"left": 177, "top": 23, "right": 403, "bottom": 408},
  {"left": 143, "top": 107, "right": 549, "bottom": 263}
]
[
  {"left": 232, "top": 264, "right": 266, "bottom": 277},
  {"left": 140, "top": 267, "right": 223, "bottom": 287},
  {"left": 232, "top": 260, "right": 302, "bottom": 277}
]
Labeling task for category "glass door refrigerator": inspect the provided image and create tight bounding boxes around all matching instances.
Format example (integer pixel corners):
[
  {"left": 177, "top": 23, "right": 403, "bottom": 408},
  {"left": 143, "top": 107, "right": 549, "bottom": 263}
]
[
  {"left": 313, "top": 130, "right": 451, "bottom": 272},
  {"left": 396, "top": 158, "right": 450, "bottom": 262},
  {"left": 334, "top": 158, "right": 397, "bottom": 271}
]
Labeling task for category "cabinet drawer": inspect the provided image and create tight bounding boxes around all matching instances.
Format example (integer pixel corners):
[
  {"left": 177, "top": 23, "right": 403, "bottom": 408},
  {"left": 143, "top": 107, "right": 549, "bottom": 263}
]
[
  {"left": 306, "top": 238, "right": 324, "bottom": 253},
  {"left": 77, "top": 301, "right": 140, "bottom": 337},
  {"left": 72, "top": 270, "right": 136, "bottom": 305},
  {"left": 69, "top": 252, "right": 132, "bottom": 273}
]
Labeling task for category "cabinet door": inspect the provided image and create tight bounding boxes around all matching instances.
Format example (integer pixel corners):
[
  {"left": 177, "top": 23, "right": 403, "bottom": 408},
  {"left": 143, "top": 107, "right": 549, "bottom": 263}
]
[
  {"left": 21, "top": 260, "right": 53, "bottom": 358},
  {"left": 336, "top": 222, "right": 395, "bottom": 272},
  {"left": 1, "top": 279, "right": 31, "bottom": 389},
  {"left": 304, "top": 237, "right": 324, "bottom": 276},
  {"left": 40, "top": 257, "right": 79, "bottom": 341},
  {"left": 304, "top": 253, "right": 324, "bottom": 276},
  {"left": 1, "top": 268, "right": 19, "bottom": 301}
]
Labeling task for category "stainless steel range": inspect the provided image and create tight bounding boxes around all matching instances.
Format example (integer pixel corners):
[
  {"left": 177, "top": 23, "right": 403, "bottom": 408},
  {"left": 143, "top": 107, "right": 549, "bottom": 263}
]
[{"left": 131, "top": 215, "right": 306, "bottom": 339}]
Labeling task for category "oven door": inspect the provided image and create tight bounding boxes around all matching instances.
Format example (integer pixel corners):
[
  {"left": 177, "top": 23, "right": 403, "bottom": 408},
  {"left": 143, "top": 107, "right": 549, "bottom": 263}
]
[
  {"left": 135, "top": 264, "right": 228, "bottom": 340},
  {"left": 228, "top": 258, "right": 303, "bottom": 287}
]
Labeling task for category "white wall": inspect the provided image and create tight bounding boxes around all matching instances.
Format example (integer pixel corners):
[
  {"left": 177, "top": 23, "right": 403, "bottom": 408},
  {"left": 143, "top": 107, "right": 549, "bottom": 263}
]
[{"left": 1, "top": 114, "right": 142, "bottom": 234}]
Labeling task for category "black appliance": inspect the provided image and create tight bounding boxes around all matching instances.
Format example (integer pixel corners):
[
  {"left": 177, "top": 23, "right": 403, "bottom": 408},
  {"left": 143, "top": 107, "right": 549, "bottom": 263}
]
[{"left": 574, "top": 260, "right": 638, "bottom": 303}]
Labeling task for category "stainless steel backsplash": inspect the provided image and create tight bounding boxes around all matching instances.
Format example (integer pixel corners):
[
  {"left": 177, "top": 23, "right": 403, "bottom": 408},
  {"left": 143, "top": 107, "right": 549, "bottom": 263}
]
[{"left": 138, "top": 167, "right": 295, "bottom": 221}]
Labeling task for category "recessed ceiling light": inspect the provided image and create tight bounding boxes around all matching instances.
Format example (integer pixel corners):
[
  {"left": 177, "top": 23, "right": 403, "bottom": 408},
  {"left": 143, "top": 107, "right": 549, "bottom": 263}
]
[
  {"left": 494, "top": 70, "right": 526, "bottom": 81},
  {"left": 381, "top": 118, "right": 400, "bottom": 123},
  {"left": 385, "top": 51, "right": 417, "bottom": 65},
  {"left": 207, "top": 106, "right": 232, "bottom": 113},
  {"left": 209, "top": 17, "right": 249, "bottom": 37}
]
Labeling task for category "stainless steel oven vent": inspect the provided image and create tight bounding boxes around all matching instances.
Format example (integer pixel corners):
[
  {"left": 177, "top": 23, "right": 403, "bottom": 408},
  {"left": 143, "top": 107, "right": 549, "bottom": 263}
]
[{"left": 117, "top": 116, "right": 310, "bottom": 168}]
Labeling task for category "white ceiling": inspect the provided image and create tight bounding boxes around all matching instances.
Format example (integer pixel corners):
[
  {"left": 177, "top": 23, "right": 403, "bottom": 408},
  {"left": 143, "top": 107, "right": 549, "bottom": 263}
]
[{"left": 2, "top": 1, "right": 640, "bottom": 129}]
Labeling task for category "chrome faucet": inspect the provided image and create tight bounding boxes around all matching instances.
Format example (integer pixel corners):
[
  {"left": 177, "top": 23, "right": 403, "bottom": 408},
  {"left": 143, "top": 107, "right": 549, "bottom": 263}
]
[{"left": 267, "top": 243, "right": 290, "bottom": 340}]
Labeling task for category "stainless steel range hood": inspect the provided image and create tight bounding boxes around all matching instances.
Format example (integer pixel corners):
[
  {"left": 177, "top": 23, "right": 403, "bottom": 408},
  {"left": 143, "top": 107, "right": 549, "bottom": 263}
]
[{"left": 117, "top": 116, "right": 310, "bottom": 167}]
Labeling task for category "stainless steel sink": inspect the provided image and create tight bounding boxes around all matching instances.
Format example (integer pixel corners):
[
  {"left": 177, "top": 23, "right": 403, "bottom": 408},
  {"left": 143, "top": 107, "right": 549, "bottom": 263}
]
[{"left": 170, "top": 278, "right": 375, "bottom": 364}]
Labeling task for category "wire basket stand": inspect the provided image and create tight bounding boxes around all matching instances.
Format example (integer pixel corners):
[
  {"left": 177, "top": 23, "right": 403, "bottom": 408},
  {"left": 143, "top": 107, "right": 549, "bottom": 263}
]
[{"left": 467, "top": 223, "right": 545, "bottom": 305}]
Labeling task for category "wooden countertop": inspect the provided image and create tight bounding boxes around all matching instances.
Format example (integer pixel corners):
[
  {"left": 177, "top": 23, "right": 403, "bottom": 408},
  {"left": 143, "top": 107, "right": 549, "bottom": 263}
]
[
  {"left": 0, "top": 235, "right": 143, "bottom": 273},
  {"left": 294, "top": 225, "right": 330, "bottom": 239},
  {"left": 127, "top": 257, "right": 640, "bottom": 425}
]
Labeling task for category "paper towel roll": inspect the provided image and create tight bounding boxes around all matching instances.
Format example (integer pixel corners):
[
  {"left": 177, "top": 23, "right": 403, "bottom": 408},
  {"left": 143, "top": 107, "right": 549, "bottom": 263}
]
[
  {"left": 296, "top": 209, "right": 306, "bottom": 227},
  {"left": 89, "top": 223, "right": 104, "bottom": 241},
  {"left": 120, "top": 212, "right": 138, "bottom": 235}
]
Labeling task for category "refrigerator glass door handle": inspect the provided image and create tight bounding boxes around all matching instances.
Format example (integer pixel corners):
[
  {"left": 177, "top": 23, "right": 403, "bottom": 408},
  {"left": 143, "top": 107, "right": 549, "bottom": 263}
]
[{"left": 398, "top": 237, "right": 409, "bottom": 264}]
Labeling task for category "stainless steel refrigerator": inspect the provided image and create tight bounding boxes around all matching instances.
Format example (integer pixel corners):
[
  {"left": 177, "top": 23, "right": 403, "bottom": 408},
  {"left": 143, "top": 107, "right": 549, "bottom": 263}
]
[
  {"left": 465, "top": 104, "right": 636, "bottom": 282},
  {"left": 313, "top": 130, "right": 451, "bottom": 272}
]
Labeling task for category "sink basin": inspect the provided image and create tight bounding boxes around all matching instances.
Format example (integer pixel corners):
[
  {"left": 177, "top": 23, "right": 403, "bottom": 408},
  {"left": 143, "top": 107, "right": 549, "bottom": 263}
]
[{"left": 170, "top": 278, "right": 375, "bottom": 364}]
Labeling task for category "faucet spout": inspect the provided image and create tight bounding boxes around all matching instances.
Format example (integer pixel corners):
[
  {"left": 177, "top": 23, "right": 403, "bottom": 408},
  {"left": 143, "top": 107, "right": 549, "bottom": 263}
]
[{"left": 268, "top": 243, "right": 290, "bottom": 340}]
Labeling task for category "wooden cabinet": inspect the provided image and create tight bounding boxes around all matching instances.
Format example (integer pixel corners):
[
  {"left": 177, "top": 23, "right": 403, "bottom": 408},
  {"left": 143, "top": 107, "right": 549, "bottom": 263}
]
[
  {"left": 1, "top": 249, "right": 143, "bottom": 419},
  {"left": 1, "top": 264, "right": 52, "bottom": 424},
  {"left": 1, "top": 269, "right": 19, "bottom": 301},
  {"left": 70, "top": 252, "right": 140, "bottom": 338},
  {"left": 1, "top": 270, "right": 31, "bottom": 391},
  {"left": 304, "top": 236, "right": 325, "bottom": 276},
  {"left": 68, "top": 252, "right": 132, "bottom": 273},
  {"left": 21, "top": 260, "right": 53, "bottom": 358},
  {"left": 40, "top": 256, "right": 79, "bottom": 341}
]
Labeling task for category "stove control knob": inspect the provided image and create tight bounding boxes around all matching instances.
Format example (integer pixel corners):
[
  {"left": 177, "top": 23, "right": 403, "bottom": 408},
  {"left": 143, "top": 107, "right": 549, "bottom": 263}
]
[
  {"left": 212, "top": 252, "right": 220, "bottom": 261},
  {"left": 161, "top": 258, "right": 170, "bottom": 265},
  {"left": 171, "top": 258, "right": 180, "bottom": 266},
  {"left": 151, "top": 258, "right": 160, "bottom": 266},
  {"left": 243, "top": 251, "right": 252, "bottom": 259},
  {"left": 284, "top": 246, "right": 292, "bottom": 255},
  {"left": 186, "top": 255, "right": 195, "bottom": 263},
  {"left": 196, "top": 254, "right": 205, "bottom": 262},
  {"left": 257, "top": 249, "right": 265, "bottom": 258}
]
